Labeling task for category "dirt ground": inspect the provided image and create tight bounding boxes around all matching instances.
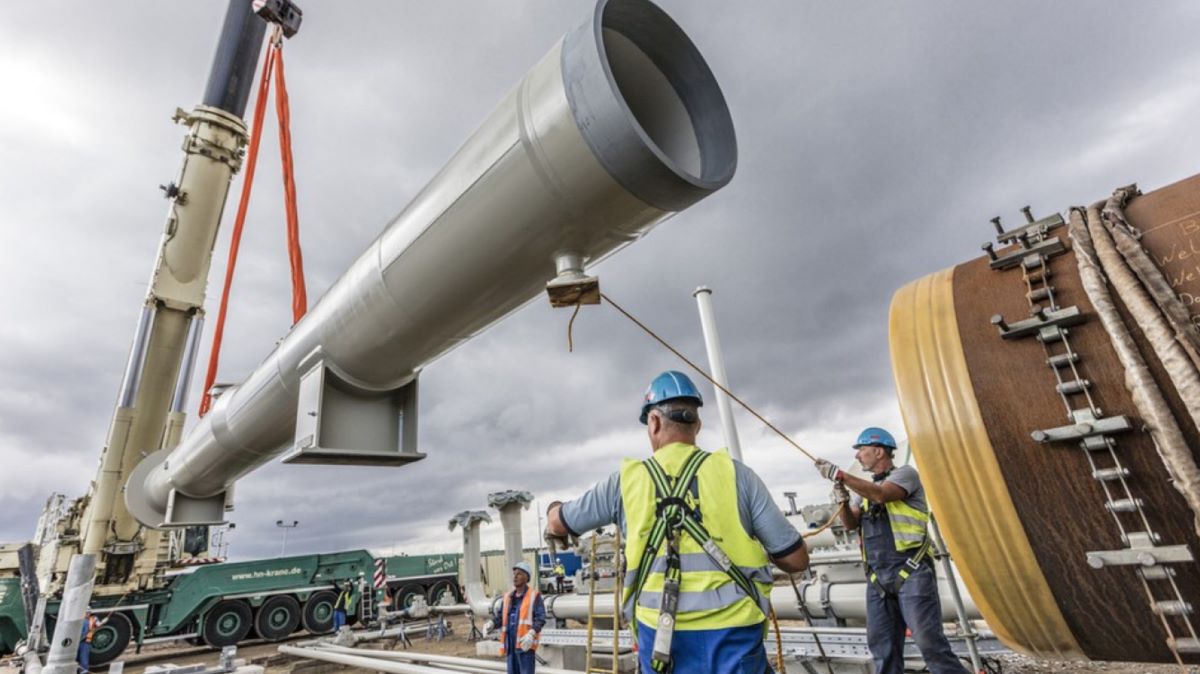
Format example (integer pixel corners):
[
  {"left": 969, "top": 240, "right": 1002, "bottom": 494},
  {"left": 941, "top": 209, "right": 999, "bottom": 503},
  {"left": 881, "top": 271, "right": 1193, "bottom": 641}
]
[
  {"left": 991, "top": 653, "right": 1197, "bottom": 674},
  {"left": 3, "top": 616, "right": 1194, "bottom": 673},
  {"left": 111, "top": 615, "right": 496, "bottom": 674}
]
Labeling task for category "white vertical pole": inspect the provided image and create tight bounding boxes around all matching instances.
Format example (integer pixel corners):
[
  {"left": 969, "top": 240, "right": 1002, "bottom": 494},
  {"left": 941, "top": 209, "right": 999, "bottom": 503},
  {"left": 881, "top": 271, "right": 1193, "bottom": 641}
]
[
  {"left": 43, "top": 554, "right": 96, "bottom": 674},
  {"left": 693, "top": 286, "right": 743, "bottom": 462}
]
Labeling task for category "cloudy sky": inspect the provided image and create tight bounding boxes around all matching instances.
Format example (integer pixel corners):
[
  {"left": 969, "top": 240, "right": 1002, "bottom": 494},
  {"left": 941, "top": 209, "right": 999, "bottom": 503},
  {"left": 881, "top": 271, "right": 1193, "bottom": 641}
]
[{"left": 1, "top": 1, "right": 1198, "bottom": 562}]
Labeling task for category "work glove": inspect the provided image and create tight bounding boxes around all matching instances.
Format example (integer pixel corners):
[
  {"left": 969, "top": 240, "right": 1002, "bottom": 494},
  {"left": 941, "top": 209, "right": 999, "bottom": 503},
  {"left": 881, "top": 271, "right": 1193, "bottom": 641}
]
[
  {"left": 483, "top": 620, "right": 494, "bottom": 634},
  {"left": 832, "top": 481, "right": 850, "bottom": 505},
  {"left": 815, "top": 458, "right": 844, "bottom": 482},
  {"left": 544, "top": 528, "right": 577, "bottom": 552},
  {"left": 518, "top": 631, "right": 537, "bottom": 651}
]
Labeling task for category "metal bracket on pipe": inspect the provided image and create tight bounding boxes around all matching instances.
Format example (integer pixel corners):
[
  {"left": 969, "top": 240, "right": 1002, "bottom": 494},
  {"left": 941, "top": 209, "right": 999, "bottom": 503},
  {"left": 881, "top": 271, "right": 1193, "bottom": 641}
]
[
  {"left": 546, "top": 251, "right": 600, "bottom": 308},
  {"left": 990, "top": 305, "right": 1085, "bottom": 340},
  {"left": 988, "top": 235, "right": 1067, "bottom": 270},
  {"left": 995, "top": 212, "right": 1066, "bottom": 246},
  {"left": 1087, "top": 538, "right": 1193, "bottom": 581},
  {"left": 283, "top": 360, "right": 424, "bottom": 466},
  {"left": 1030, "top": 414, "right": 1132, "bottom": 445}
]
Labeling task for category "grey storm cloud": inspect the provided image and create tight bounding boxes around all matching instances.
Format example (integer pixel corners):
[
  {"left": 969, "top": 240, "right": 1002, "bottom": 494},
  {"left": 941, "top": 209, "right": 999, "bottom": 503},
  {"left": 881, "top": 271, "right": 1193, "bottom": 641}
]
[{"left": 1, "top": 1, "right": 1199, "bottom": 560}]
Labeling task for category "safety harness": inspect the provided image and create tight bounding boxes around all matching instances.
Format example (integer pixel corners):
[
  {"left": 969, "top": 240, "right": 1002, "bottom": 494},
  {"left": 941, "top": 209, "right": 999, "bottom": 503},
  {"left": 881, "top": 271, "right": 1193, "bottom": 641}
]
[
  {"left": 625, "top": 449, "right": 769, "bottom": 673},
  {"left": 861, "top": 523, "right": 932, "bottom": 593},
  {"left": 860, "top": 471, "right": 932, "bottom": 594}
]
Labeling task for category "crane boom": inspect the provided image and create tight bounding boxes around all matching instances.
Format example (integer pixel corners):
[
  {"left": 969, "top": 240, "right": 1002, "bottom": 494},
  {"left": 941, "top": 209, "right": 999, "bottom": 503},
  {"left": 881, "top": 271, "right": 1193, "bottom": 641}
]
[{"left": 79, "top": 0, "right": 267, "bottom": 588}]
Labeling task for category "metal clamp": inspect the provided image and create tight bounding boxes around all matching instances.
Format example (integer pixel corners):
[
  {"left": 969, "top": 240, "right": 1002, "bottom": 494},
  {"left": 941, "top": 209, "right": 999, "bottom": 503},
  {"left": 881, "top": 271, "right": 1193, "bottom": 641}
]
[
  {"left": 1087, "top": 537, "right": 1192, "bottom": 581},
  {"left": 1030, "top": 414, "right": 1132, "bottom": 444},
  {"left": 995, "top": 211, "right": 1066, "bottom": 245},
  {"left": 990, "top": 305, "right": 1085, "bottom": 340},
  {"left": 988, "top": 235, "right": 1067, "bottom": 270}
]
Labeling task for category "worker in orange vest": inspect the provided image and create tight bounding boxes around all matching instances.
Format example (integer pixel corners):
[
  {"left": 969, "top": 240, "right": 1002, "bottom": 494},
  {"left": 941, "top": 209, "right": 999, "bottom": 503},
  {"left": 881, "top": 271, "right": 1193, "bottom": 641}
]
[
  {"left": 493, "top": 561, "right": 545, "bottom": 674},
  {"left": 77, "top": 608, "right": 108, "bottom": 673}
]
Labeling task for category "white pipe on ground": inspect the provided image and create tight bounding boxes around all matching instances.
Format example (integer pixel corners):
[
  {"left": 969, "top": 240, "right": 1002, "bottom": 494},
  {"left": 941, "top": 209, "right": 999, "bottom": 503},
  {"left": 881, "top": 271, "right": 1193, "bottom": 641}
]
[
  {"left": 311, "top": 644, "right": 581, "bottom": 674},
  {"left": 278, "top": 645, "right": 468, "bottom": 674},
  {"left": 769, "top": 575, "right": 980, "bottom": 622},
  {"left": 532, "top": 576, "right": 979, "bottom": 624}
]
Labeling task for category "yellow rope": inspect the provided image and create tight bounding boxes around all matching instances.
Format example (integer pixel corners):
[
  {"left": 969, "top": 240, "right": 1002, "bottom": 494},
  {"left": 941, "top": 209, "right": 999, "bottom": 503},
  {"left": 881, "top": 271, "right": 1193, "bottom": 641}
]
[
  {"left": 567, "top": 302, "right": 582, "bottom": 353},
  {"left": 769, "top": 606, "right": 787, "bottom": 673},
  {"left": 562, "top": 291, "right": 860, "bottom": 673},
  {"left": 582, "top": 291, "right": 848, "bottom": 536},
  {"left": 803, "top": 502, "right": 845, "bottom": 539},
  {"left": 599, "top": 291, "right": 821, "bottom": 463}
]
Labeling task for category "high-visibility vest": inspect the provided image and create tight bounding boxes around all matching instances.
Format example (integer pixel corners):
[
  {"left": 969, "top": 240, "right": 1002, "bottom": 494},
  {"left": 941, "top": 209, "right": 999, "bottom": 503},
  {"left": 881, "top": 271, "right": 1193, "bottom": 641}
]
[
  {"left": 861, "top": 480, "right": 930, "bottom": 552},
  {"left": 859, "top": 472, "right": 933, "bottom": 591},
  {"left": 620, "top": 443, "right": 773, "bottom": 631},
  {"left": 84, "top": 615, "right": 100, "bottom": 643},
  {"left": 335, "top": 588, "right": 353, "bottom": 610},
  {"left": 498, "top": 588, "right": 541, "bottom": 654},
  {"left": 554, "top": 564, "right": 565, "bottom": 576}
]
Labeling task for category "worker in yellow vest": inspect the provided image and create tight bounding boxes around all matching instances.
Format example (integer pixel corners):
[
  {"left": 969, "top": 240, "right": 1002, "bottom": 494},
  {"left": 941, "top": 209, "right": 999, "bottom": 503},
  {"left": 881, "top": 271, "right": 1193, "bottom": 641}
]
[
  {"left": 553, "top": 561, "right": 566, "bottom": 593},
  {"left": 332, "top": 580, "right": 357, "bottom": 632},
  {"left": 493, "top": 561, "right": 545, "bottom": 674},
  {"left": 816, "top": 428, "right": 968, "bottom": 674},
  {"left": 547, "top": 371, "right": 809, "bottom": 673}
]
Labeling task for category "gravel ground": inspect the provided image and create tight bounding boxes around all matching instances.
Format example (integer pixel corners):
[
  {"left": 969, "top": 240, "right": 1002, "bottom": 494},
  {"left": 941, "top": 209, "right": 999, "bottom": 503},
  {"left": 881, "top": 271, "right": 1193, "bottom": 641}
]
[
  {"left": 5, "top": 617, "right": 1195, "bottom": 673},
  {"left": 989, "top": 652, "right": 1197, "bottom": 674},
  {"left": 115, "top": 614, "right": 496, "bottom": 674}
]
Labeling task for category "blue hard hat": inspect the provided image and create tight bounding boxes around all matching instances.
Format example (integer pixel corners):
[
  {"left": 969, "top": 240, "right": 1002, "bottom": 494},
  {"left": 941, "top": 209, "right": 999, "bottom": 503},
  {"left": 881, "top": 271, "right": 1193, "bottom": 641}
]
[
  {"left": 853, "top": 427, "right": 897, "bottom": 451},
  {"left": 640, "top": 371, "right": 704, "bottom": 424}
]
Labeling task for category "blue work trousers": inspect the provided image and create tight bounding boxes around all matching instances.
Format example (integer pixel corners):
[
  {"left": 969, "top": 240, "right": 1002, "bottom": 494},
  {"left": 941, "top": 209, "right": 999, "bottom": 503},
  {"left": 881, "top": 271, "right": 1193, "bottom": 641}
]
[
  {"left": 866, "top": 563, "right": 969, "bottom": 674},
  {"left": 77, "top": 642, "right": 90, "bottom": 672},
  {"left": 635, "top": 620, "right": 772, "bottom": 673},
  {"left": 333, "top": 608, "right": 347, "bottom": 631},
  {"left": 505, "top": 649, "right": 537, "bottom": 674},
  {"left": 504, "top": 630, "right": 537, "bottom": 674}
]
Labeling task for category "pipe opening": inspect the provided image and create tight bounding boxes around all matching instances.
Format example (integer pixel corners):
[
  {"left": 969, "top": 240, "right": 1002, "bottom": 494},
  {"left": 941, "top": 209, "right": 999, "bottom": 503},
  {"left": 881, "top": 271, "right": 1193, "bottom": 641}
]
[{"left": 597, "top": 0, "right": 735, "bottom": 188}]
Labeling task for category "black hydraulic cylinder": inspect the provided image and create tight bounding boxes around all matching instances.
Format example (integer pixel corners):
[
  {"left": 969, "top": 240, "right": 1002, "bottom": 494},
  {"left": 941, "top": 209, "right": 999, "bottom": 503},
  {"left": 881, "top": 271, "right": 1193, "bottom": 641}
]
[{"left": 201, "top": 0, "right": 268, "bottom": 118}]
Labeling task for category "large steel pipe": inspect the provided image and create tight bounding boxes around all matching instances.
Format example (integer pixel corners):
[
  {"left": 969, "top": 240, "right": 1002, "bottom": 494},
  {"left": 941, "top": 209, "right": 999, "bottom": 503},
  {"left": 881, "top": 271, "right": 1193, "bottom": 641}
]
[
  {"left": 890, "top": 175, "right": 1200, "bottom": 663},
  {"left": 127, "top": 0, "right": 736, "bottom": 527}
]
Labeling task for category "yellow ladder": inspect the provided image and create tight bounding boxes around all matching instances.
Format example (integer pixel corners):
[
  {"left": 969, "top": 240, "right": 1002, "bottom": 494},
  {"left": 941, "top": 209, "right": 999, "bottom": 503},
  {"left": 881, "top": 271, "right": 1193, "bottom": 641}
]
[{"left": 584, "top": 527, "right": 623, "bottom": 674}]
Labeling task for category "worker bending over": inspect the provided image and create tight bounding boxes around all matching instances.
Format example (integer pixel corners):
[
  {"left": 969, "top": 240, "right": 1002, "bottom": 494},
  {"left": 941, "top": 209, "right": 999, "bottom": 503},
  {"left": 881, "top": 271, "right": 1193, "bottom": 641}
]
[
  {"left": 493, "top": 561, "right": 546, "bottom": 674},
  {"left": 815, "top": 428, "right": 968, "bottom": 674},
  {"left": 547, "top": 371, "right": 809, "bottom": 674}
]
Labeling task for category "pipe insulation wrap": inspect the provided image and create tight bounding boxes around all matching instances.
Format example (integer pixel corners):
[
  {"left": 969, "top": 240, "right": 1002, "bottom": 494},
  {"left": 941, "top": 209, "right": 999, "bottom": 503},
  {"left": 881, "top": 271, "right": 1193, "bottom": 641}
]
[
  {"left": 126, "top": 0, "right": 735, "bottom": 527},
  {"left": 1070, "top": 207, "right": 1200, "bottom": 538},
  {"left": 1093, "top": 196, "right": 1200, "bottom": 537}
]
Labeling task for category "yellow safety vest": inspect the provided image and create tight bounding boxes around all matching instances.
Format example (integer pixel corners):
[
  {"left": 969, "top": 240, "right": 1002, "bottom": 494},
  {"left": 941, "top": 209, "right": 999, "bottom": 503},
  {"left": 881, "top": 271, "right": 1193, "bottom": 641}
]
[
  {"left": 863, "top": 493, "right": 929, "bottom": 552},
  {"left": 620, "top": 443, "right": 773, "bottom": 631}
]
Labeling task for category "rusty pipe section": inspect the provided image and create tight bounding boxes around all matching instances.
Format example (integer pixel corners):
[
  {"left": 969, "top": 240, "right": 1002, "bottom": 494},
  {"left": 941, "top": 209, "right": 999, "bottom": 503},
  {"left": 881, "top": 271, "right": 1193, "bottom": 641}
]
[{"left": 126, "top": 0, "right": 736, "bottom": 527}]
